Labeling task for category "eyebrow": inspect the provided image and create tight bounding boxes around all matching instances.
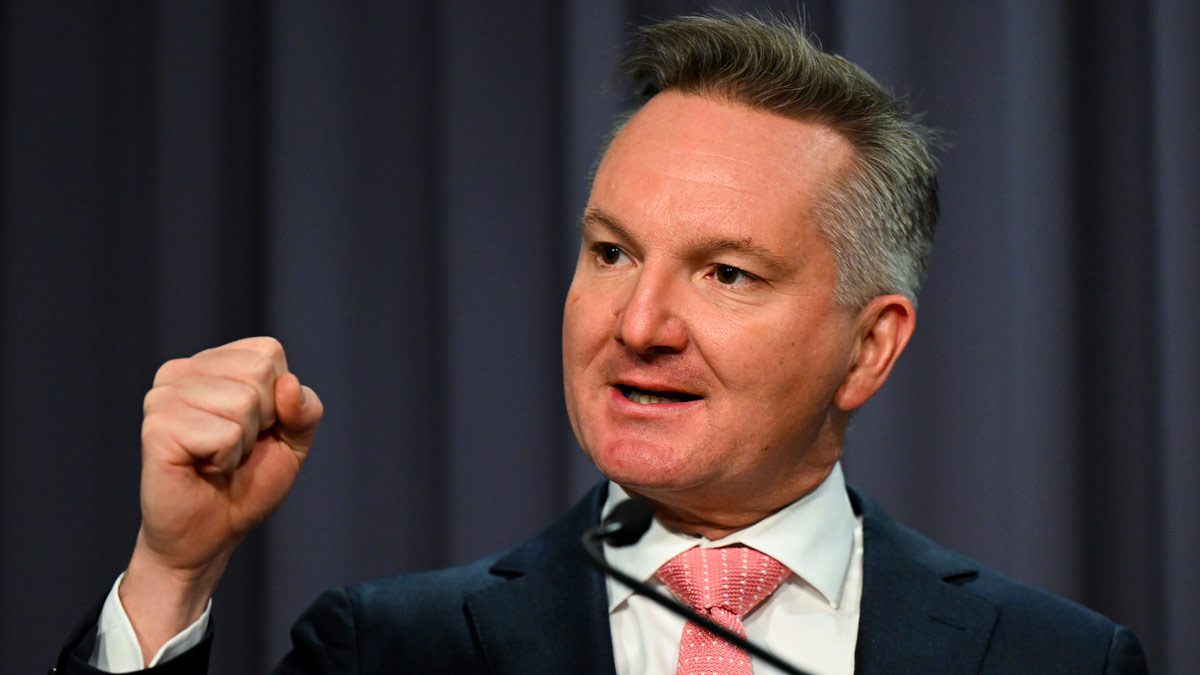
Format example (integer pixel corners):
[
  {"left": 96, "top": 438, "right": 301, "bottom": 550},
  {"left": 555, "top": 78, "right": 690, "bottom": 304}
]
[
  {"left": 580, "top": 207, "right": 629, "bottom": 239},
  {"left": 581, "top": 207, "right": 794, "bottom": 276}
]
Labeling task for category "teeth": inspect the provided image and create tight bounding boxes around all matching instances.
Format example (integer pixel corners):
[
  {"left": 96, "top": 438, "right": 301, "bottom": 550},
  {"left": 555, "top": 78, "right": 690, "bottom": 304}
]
[{"left": 626, "top": 390, "right": 679, "bottom": 404}]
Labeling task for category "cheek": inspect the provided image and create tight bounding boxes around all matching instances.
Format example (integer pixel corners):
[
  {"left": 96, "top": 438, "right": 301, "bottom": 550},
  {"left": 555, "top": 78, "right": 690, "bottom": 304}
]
[
  {"left": 711, "top": 317, "right": 844, "bottom": 404},
  {"left": 704, "top": 316, "right": 799, "bottom": 383},
  {"left": 562, "top": 288, "right": 593, "bottom": 437},
  {"left": 563, "top": 286, "right": 605, "bottom": 354},
  {"left": 562, "top": 291, "right": 585, "bottom": 379},
  {"left": 562, "top": 283, "right": 616, "bottom": 396}
]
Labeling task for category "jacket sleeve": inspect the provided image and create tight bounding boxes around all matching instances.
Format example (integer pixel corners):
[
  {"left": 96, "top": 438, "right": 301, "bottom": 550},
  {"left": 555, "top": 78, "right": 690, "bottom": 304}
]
[
  {"left": 1104, "top": 624, "right": 1148, "bottom": 675},
  {"left": 53, "top": 588, "right": 361, "bottom": 675},
  {"left": 270, "top": 588, "right": 360, "bottom": 674},
  {"left": 51, "top": 598, "right": 212, "bottom": 675}
]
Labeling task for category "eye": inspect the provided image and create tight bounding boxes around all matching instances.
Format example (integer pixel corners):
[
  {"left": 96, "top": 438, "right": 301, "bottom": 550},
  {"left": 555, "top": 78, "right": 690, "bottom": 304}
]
[
  {"left": 713, "top": 264, "right": 753, "bottom": 286},
  {"left": 592, "top": 243, "right": 629, "bottom": 267}
]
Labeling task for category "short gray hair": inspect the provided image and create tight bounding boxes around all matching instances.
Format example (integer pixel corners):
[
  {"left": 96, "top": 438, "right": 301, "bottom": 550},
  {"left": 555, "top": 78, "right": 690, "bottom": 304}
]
[{"left": 618, "top": 13, "right": 939, "bottom": 308}]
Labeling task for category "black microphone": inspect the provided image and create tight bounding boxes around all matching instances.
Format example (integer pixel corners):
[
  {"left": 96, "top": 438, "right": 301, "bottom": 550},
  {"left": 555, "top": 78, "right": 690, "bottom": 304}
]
[{"left": 582, "top": 498, "right": 811, "bottom": 675}]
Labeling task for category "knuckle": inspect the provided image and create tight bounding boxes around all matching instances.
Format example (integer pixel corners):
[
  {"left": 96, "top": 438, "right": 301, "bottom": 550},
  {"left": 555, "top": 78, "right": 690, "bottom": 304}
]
[
  {"left": 153, "top": 358, "right": 187, "bottom": 385},
  {"left": 252, "top": 336, "right": 285, "bottom": 361},
  {"left": 216, "top": 417, "right": 246, "bottom": 449},
  {"left": 140, "top": 412, "right": 173, "bottom": 448},
  {"left": 142, "top": 385, "right": 172, "bottom": 413},
  {"left": 259, "top": 335, "right": 284, "bottom": 352},
  {"left": 247, "top": 353, "right": 276, "bottom": 383},
  {"left": 230, "top": 381, "right": 261, "bottom": 414},
  {"left": 140, "top": 412, "right": 161, "bottom": 438}
]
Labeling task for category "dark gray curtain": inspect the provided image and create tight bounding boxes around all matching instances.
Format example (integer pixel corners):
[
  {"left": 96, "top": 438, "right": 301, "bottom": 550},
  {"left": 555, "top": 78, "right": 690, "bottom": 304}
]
[{"left": 2, "top": 1, "right": 1195, "bottom": 672}]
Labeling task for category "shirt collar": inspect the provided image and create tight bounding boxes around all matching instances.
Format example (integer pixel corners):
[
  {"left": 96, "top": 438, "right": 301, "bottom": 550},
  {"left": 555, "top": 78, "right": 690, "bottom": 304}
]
[{"left": 602, "top": 462, "right": 855, "bottom": 613}]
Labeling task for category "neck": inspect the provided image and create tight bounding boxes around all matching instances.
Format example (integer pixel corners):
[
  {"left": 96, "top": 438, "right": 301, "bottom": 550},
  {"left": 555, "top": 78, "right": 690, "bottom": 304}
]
[{"left": 626, "top": 462, "right": 837, "bottom": 540}]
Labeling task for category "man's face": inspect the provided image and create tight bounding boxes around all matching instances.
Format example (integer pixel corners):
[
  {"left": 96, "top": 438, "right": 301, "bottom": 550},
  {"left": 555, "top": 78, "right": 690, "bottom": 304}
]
[{"left": 562, "top": 91, "right": 863, "bottom": 520}]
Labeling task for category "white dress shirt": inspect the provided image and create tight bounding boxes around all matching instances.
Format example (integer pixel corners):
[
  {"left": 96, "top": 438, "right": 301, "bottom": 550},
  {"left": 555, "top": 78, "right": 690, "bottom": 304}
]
[
  {"left": 93, "top": 463, "right": 861, "bottom": 673},
  {"left": 604, "top": 462, "right": 862, "bottom": 675},
  {"left": 90, "top": 573, "right": 211, "bottom": 672}
]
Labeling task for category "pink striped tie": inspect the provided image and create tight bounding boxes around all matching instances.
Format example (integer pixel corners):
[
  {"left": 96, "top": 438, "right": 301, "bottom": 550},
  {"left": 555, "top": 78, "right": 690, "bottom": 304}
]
[{"left": 656, "top": 545, "right": 790, "bottom": 674}]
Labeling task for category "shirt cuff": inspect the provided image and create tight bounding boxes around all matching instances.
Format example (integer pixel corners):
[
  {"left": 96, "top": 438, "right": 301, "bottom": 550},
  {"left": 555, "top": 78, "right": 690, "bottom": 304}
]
[{"left": 89, "top": 572, "right": 212, "bottom": 672}]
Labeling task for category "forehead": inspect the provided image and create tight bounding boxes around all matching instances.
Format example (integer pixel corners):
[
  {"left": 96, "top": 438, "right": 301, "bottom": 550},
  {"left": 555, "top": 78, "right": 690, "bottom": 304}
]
[{"left": 590, "top": 92, "right": 852, "bottom": 247}]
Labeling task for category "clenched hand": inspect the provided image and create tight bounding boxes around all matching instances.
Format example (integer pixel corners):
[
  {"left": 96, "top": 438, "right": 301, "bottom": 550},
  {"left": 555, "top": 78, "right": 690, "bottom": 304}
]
[{"left": 121, "top": 337, "right": 323, "bottom": 663}]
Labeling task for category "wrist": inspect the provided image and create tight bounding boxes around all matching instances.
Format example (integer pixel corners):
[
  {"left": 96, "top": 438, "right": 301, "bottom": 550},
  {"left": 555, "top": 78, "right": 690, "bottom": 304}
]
[{"left": 119, "top": 530, "right": 231, "bottom": 663}]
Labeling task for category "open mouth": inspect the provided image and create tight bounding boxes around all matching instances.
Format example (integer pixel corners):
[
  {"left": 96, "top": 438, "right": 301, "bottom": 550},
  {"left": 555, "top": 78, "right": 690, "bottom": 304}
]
[{"left": 616, "top": 384, "right": 703, "bottom": 405}]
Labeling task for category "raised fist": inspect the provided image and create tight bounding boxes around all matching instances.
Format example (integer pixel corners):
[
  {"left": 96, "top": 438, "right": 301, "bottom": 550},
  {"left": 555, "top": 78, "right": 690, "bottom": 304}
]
[{"left": 121, "top": 337, "right": 323, "bottom": 657}]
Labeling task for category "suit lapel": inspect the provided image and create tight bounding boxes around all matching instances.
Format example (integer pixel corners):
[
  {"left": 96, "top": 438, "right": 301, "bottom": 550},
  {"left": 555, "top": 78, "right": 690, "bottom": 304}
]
[
  {"left": 464, "top": 485, "right": 617, "bottom": 675},
  {"left": 459, "top": 483, "right": 1000, "bottom": 674},
  {"left": 851, "top": 488, "right": 998, "bottom": 674}
]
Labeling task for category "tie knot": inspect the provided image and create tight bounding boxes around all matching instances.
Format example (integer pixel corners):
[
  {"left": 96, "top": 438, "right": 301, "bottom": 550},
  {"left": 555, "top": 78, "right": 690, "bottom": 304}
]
[{"left": 656, "top": 545, "right": 790, "bottom": 618}]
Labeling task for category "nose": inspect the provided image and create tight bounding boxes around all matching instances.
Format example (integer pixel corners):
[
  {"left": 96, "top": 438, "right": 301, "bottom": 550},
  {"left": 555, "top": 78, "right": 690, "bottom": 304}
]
[{"left": 612, "top": 269, "right": 689, "bottom": 355}]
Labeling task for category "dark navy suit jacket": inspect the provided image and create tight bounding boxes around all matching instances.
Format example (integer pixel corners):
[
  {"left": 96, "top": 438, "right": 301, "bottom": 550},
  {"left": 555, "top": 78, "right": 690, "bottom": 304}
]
[{"left": 55, "top": 484, "right": 1147, "bottom": 674}]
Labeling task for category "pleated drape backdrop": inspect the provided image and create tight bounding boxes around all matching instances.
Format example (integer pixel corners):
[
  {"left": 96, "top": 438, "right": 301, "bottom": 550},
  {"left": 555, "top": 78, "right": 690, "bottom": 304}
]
[{"left": 2, "top": 1, "right": 1196, "bottom": 672}]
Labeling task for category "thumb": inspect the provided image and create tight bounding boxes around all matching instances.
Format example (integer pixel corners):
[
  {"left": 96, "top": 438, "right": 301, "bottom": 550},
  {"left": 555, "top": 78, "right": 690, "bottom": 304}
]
[{"left": 273, "top": 373, "right": 323, "bottom": 450}]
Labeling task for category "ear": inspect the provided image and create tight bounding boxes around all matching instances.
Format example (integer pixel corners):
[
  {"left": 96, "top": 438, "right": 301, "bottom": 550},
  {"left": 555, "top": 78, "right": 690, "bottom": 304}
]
[{"left": 833, "top": 294, "right": 916, "bottom": 412}]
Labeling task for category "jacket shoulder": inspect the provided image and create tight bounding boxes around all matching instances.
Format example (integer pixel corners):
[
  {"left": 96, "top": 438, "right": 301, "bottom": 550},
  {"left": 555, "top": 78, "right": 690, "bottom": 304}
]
[
  {"left": 850, "top": 486, "right": 1147, "bottom": 674},
  {"left": 275, "top": 550, "right": 512, "bottom": 674},
  {"left": 276, "top": 483, "right": 609, "bottom": 674}
]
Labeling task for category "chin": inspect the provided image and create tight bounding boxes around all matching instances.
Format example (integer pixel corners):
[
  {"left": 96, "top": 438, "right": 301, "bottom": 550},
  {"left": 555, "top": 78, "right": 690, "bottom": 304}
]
[{"left": 586, "top": 436, "right": 705, "bottom": 492}]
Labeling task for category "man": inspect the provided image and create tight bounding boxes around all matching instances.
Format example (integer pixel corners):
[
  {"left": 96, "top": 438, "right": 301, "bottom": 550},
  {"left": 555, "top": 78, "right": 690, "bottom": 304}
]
[{"left": 56, "top": 14, "right": 1146, "bottom": 674}]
